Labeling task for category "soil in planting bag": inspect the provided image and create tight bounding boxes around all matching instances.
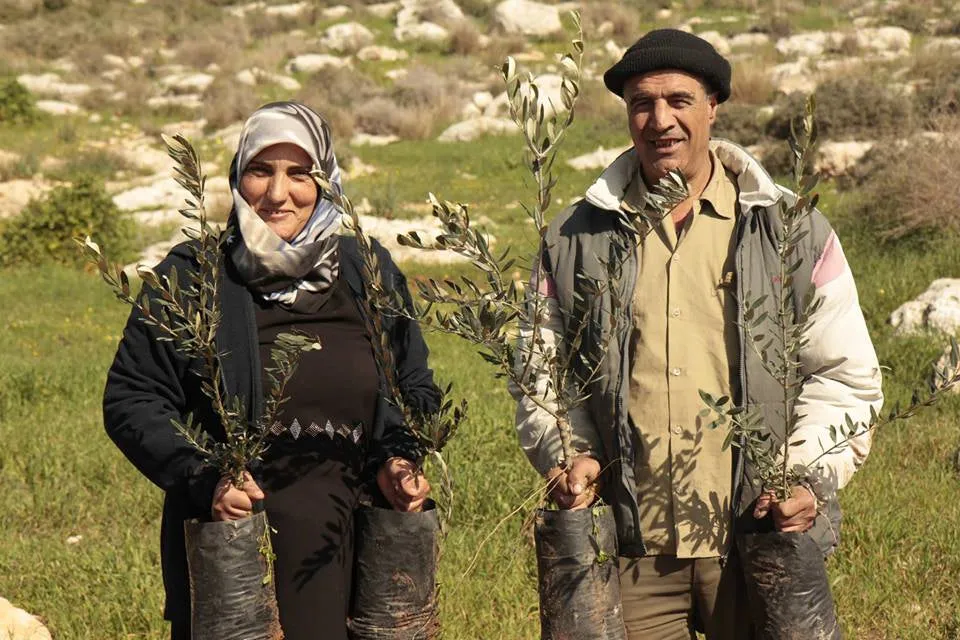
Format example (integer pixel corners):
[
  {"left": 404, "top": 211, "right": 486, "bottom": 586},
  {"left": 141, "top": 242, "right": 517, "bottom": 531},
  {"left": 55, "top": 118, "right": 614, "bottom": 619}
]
[
  {"left": 534, "top": 504, "right": 627, "bottom": 640},
  {"left": 349, "top": 501, "right": 440, "bottom": 640},
  {"left": 738, "top": 530, "right": 841, "bottom": 640},
  {"left": 184, "top": 504, "right": 283, "bottom": 640}
]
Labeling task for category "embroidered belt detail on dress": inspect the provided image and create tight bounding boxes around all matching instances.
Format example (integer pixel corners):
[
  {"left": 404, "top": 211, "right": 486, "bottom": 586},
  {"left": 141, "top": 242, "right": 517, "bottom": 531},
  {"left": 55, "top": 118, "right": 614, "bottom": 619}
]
[{"left": 269, "top": 418, "right": 363, "bottom": 444}]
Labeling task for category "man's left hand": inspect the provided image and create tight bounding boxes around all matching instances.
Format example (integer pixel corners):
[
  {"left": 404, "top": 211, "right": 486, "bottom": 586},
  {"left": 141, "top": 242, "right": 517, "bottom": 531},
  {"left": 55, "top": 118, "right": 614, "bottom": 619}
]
[
  {"left": 377, "top": 457, "right": 430, "bottom": 512},
  {"left": 753, "top": 485, "right": 817, "bottom": 532}
]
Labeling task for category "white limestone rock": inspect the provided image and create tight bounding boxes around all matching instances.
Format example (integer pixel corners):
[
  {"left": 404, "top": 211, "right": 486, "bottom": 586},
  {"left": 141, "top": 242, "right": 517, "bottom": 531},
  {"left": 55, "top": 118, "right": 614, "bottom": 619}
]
[
  {"left": 775, "top": 31, "right": 844, "bottom": 58},
  {"left": 159, "top": 72, "right": 215, "bottom": 94},
  {"left": 350, "top": 132, "right": 400, "bottom": 146},
  {"left": 321, "top": 5, "right": 352, "bottom": 20},
  {"left": 285, "top": 54, "right": 351, "bottom": 74},
  {"left": 320, "top": 22, "right": 375, "bottom": 53},
  {"left": 438, "top": 116, "right": 516, "bottom": 142},
  {"left": 814, "top": 141, "right": 875, "bottom": 177},
  {"left": 264, "top": 1, "right": 311, "bottom": 18},
  {"left": 367, "top": 1, "right": 400, "bottom": 19},
  {"left": 147, "top": 94, "right": 204, "bottom": 110},
  {"left": 356, "top": 45, "right": 409, "bottom": 62},
  {"left": 394, "top": 21, "right": 449, "bottom": 43},
  {"left": 15, "top": 73, "right": 91, "bottom": 99},
  {"left": 770, "top": 59, "right": 817, "bottom": 94},
  {"left": 730, "top": 33, "right": 770, "bottom": 49},
  {"left": 486, "top": 73, "right": 568, "bottom": 120},
  {"left": 0, "top": 179, "right": 54, "bottom": 219},
  {"left": 567, "top": 146, "right": 632, "bottom": 171},
  {"left": 396, "top": 0, "right": 464, "bottom": 28},
  {"left": 922, "top": 37, "right": 960, "bottom": 55},
  {"left": 235, "top": 68, "right": 301, "bottom": 91},
  {"left": 697, "top": 30, "right": 731, "bottom": 56},
  {"left": 890, "top": 279, "right": 960, "bottom": 336},
  {"left": 0, "top": 598, "right": 52, "bottom": 640},
  {"left": 492, "top": 0, "right": 561, "bottom": 37},
  {"left": 35, "top": 100, "right": 82, "bottom": 115},
  {"left": 855, "top": 26, "right": 911, "bottom": 53}
]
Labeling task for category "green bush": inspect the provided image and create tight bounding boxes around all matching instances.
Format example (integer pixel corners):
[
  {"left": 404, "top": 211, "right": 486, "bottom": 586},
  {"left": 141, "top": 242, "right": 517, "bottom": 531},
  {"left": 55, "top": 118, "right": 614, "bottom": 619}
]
[
  {"left": 0, "top": 79, "right": 41, "bottom": 125},
  {"left": 0, "top": 176, "right": 136, "bottom": 268},
  {"left": 767, "top": 76, "right": 915, "bottom": 141},
  {"left": 713, "top": 103, "right": 769, "bottom": 147}
]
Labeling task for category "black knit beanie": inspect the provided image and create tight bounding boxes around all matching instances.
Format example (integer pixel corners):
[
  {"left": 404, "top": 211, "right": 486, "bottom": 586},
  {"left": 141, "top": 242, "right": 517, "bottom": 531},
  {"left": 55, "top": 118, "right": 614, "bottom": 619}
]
[{"left": 603, "top": 29, "right": 732, "bottom": 102}]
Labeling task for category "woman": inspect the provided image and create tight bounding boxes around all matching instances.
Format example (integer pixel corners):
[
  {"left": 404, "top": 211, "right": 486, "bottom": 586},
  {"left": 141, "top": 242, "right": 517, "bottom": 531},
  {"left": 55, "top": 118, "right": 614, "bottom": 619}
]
[{"left": 103, "top": 101, "right": 438, "bottom": 639}]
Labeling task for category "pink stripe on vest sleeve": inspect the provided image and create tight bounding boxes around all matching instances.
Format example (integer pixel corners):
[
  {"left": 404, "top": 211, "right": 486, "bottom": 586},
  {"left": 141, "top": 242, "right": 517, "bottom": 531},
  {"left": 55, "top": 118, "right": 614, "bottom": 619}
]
[
  {"left": 530, "top": 260, "right": 557, "bottom": 298},
  {"left": 811, "top": 231, "right": 847, "bottom": 289}
]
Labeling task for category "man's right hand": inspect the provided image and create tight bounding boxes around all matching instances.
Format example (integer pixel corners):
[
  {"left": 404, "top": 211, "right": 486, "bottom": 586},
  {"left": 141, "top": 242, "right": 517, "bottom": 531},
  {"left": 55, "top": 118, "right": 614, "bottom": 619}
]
[
  {"left": 545, "top": 455, "right": 601, "bottom": 510},
  {"left": 211, "top": 471, "right": 265, "bottom": 521}
]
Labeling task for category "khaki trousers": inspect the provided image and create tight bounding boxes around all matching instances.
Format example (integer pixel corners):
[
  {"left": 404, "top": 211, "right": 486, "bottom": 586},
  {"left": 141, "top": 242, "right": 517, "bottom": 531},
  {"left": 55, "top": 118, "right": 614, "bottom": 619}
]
[{"left": 619, "top": 553, "right": 753, "bottom": 640}]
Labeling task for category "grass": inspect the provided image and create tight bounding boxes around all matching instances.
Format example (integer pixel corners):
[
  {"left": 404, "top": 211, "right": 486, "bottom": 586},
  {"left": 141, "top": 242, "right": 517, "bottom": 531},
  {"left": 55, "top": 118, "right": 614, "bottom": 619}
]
[{"left": 2, "top": 134, "right": 960, "bottom": 638}]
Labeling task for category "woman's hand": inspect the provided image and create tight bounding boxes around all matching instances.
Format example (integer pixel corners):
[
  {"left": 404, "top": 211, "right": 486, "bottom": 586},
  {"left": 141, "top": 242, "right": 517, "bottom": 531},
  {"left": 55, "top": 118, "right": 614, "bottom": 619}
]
[
  {"left": 377, "top": 457, "right": 430, "bottom": 512},
  {"left": 545, "top": 455, "right": 601, "bottom": 510},
  {"left": 211, "top": 471, "right": 265, "bottom": 521}
]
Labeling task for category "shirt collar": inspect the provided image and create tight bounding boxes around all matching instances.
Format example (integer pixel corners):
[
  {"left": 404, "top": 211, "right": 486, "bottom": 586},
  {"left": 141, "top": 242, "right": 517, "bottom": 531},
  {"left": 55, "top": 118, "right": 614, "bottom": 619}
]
[{"left": 620, "top": 149, "right": 738, "bottom": 220}]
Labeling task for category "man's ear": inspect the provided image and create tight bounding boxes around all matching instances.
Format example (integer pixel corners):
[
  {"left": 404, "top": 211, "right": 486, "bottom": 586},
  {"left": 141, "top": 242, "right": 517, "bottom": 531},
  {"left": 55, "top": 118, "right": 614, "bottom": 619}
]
[{"left": 706, "top": 93, "right": 719, "bottom": 125}]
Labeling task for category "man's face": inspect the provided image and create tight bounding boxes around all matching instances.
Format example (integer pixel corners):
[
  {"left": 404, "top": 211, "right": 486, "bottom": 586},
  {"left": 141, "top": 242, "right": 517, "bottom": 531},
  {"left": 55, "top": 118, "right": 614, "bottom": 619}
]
[{"left": 623, "top": 70, "right": 718, "bottom": 185}]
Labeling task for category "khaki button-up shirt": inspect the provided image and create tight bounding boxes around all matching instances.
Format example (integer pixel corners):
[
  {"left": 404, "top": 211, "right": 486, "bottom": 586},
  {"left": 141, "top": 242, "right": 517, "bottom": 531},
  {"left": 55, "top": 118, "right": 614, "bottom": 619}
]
[{"left": 624, "top": 150, "right": 740, "bottom": 558}]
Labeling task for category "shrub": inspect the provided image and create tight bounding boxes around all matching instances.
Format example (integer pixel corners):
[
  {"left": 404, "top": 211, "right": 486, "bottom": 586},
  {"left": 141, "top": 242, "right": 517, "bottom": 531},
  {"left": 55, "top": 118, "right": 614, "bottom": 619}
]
[
  {"left": 0, "top": 176, "right": 136, "bottom": 268},
  {"left": 355, "top": 97, "right": 431, "bottom": 139},
  {"left": 848, "top": 131, "right": 960, "bottom": 241},
  {"left": 713, "top": 102, "right": 769, "bottom": 147},
  {"left": 729, "top": 60, "right": 776, "bottom": 106},
  {"left": 0, "top": 79, "right": 41, "bottom": 125},
  {"left": 202, "top": 76, "right": 263, "bottom": 132},
  {"left": 296, "top": 66, "right": 381, "bottom": 141},
  {"left": 910, "top": 50, "right": 960, "bottom": 119},
  {"left": 766, "top": 75, "right": 914, "bottom": 141},
  {"left": 579, "top": 2, "right": 643, "bottom": 41},
  {"left": 447, "top": 19, "right": 482, "bottom": 56}
]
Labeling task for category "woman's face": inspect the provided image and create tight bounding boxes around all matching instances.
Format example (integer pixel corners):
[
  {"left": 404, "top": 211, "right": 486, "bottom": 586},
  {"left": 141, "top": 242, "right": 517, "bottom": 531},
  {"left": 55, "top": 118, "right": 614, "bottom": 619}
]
[{"left": 239, "top": 142, "right": 318, "bottom": 242}]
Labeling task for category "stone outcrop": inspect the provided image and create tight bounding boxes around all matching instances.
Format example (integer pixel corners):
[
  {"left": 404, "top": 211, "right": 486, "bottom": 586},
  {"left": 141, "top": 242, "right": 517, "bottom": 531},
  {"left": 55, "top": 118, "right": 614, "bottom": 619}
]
[
  {"left": 890, "top": 279, "right": 960, "bottom": 336},
  {"left": 492, "top": 0, "right": 561, "bottom": 37}
]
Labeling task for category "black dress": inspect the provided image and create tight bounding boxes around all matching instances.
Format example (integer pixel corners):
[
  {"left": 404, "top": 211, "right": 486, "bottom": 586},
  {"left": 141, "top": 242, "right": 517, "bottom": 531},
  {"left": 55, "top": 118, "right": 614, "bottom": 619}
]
[{"left": 254, "top": 279, "right": 379, "bottom": 640}]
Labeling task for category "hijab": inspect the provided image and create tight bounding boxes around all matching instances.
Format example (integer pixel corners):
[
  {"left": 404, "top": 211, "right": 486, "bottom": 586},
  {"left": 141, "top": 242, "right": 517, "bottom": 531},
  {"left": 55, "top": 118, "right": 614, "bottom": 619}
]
[{"left": 227, "top": 101, "right": 343, "bottom": 312}]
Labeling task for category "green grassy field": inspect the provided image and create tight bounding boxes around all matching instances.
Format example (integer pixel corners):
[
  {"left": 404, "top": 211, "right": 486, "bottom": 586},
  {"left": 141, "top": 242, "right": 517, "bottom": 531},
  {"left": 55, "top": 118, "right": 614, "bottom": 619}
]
[{"left": 1, "top": 168, "right": 960, "bottom": 638}]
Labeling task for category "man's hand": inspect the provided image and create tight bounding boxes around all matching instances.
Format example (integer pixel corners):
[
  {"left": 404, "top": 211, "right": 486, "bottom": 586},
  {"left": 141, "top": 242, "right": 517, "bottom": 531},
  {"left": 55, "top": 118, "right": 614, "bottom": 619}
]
[
  {"left": 545, "top": 455, "right": 601, "bottom": 510},
  {"left": 212, "top": 471, "right": 265, "bottom": 521},
  {"left": 377, "top": 457, "right": 430, "bottom": 512},
  {"left": 753, "top": 485, "right": 817, "bottom": 533}
]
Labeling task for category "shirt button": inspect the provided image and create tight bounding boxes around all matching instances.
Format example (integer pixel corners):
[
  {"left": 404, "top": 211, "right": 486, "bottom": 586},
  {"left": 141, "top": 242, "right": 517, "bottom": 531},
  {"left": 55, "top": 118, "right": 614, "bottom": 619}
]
[
  {"left": 672, "top": 424, "right": 682, "bottom": 435},
  {"left": 671, "top": 253, "right": 680, "bottom": 262},
  {"left": 670, "top": 307, "right": 681, "bottom": 318},
  {"left": 670, "top": 367, "right": 682, "bottom": 376}
]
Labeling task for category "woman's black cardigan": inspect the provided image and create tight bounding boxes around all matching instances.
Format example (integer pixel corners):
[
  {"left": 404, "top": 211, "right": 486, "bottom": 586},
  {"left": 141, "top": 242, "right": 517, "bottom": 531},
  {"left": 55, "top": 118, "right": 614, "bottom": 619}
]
[{"left": 102, "top": 235, "right": 439, "bottom": 625}]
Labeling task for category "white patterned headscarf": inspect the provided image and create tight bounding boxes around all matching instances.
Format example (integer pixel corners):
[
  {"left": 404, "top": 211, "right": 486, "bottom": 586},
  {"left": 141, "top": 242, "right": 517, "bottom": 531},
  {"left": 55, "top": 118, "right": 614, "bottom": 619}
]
[{"left": 228, "top": 101, "right": 343, "bottom": 312}]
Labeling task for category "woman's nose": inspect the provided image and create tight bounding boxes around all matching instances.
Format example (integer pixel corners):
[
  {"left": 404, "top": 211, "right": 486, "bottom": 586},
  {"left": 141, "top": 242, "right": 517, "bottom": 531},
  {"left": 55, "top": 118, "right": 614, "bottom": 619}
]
[{"left": 266, "top": 174, "right": 289, "bottom": 203}]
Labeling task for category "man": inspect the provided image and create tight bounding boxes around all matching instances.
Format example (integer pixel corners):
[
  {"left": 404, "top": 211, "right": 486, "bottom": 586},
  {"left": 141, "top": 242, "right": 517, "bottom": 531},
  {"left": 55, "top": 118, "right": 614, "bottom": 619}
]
[{"left": 514, "top": 29, "right": 883, "bottom": 638}]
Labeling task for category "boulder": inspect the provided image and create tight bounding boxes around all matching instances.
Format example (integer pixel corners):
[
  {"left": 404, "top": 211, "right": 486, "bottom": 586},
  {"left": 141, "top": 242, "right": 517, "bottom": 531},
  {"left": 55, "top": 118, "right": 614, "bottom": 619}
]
[
  {"left": 492, "top": 0, "right": 561, "bottom": 37},
  {"left": 396, "top": 0, "right": 464, "bottom": 28},
  {"left": 922, "top": 37, "right": 960, "bottom": 55},
  {"left": 159, "top": 72, "right": 215, "bottom": 94},
  {"left": 775, "top": 31, "right": 844, "bottom": 58},
  {"left": 356, "top": 213, "right": 473, "bottom": 264},
  {"left": 855, "top": 26, "right": 910, "bottom": 53},
  {"left": 321, "top": 5, "right": 352, "bottom": 20},
  {"left": 567, "top": 145, "right": 632, "bottom": 171},
  {"left": 35, "top": 100, "right": 83, "bottom": 116},
  {"left": 367, "top": 1, "right": 400, "bottom": 19},
  {"left": 147, "top": 95, "right": 204, "bottom": 110},
  {"left": 889, "top": 279, "right": 960, "bottom": 336},
  {"left": 285, "top": 54, "right": 351, "bottom": 74},
  {"left": 730, "top": 33, "right": 770, "bottom": 48},
  {"left": 438, "top": 116, "right": 516, "bottom": 142},
  {"left": 320, "top": 22, "right": 375, "bottom": 53},
  {"left": 697, "top": 30, "right": 731, "bottom": 56},
  {"left": 814, "top": 141, "right": 874, "bottom": 177},
  {"left": 486, "top": 73, "right": 568, "bottom": 120},
  {"left": 15, "top": 73, "right": 91, "bottom": 99},
  {"left": 235, "top": 68, "right": 301, "bottom": 91},
  {"left": 350, "top": 132, "right": 400, "bottom": 146},
  {"left": 0, "top": 598, "right": 51, "bottom": 640},
  {"left": 356, "top": 45, "right": 409, "bottom": 62},
  {"left": 0, "top": 179, "right": 55, "bottom": 219},
  {"left": 770, "top": 59, "right": 817, "bottom": 94},
  {"left": 604, "top": 39, "right": 626, "bottom": 60},
  {"left": 394, "top": 21, "right": 449, "bottom": 43},
  {"left": 264, "top": 1, "right": 311, "bottom": 18}
]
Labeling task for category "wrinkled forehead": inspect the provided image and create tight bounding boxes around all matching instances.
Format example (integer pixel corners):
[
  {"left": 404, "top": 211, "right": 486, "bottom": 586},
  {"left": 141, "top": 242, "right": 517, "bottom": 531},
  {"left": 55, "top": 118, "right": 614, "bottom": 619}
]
[{"left": 622, "top": 69, "right": 709, "bottom": 100}]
